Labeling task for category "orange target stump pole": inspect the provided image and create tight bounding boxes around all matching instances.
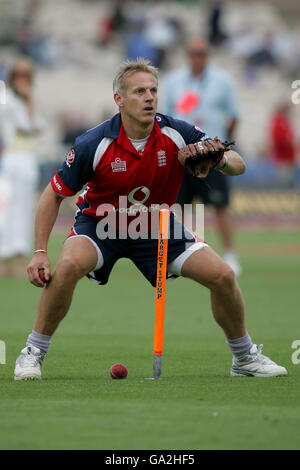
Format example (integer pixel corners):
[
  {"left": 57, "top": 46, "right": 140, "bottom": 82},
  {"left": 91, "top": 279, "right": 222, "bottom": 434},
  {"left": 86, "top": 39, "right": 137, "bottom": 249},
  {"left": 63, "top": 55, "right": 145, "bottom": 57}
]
[{"left": 153, "top": 209, "right": 170, "bottom": 379}]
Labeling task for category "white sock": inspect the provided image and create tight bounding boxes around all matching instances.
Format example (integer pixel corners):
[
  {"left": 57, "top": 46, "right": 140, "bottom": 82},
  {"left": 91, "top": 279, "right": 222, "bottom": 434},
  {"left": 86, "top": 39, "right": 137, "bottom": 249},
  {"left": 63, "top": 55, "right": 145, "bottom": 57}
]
[
  {"left": 26, "top": 330, "right": 51, "bottom": 356},
  {"left": 226, "top": 333, "right": 253, "bottom": 358}
]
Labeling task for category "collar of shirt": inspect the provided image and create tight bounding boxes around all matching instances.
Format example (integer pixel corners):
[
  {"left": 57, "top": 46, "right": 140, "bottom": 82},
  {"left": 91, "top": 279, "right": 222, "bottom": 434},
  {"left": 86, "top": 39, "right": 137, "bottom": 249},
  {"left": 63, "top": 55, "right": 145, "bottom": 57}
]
[{"left": 116, "top": 120, "right": 162, "bottom": 158}]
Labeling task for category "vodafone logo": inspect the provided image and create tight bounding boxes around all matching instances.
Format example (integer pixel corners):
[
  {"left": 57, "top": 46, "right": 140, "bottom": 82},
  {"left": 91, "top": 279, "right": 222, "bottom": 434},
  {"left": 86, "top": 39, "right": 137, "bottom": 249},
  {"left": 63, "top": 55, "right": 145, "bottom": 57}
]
[{"left": 128, "top": 186, "right": 150, "bottom": 205}]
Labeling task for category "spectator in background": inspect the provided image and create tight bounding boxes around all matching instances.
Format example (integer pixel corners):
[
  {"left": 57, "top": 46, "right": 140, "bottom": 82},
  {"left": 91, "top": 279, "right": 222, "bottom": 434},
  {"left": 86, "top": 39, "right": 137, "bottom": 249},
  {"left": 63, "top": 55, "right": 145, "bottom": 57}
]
[
  {"left": 96, "top": 0, "right": 128, "bottom": 47},
  {"left": 0, "top": 54, "right": 6, "bottom": 82},
  {"left": 270, "top": 101, "right": 297, "bottom": 187},
  {"left": 208, "top": 0, "right": 227, "bottom": 46},
  {"left": 125, "top": 9, "right": 180, "bottom": 69},
  {"left": 247, "top": 29, "right": 277, "bottom": 68},
  {"left": 0, "top": 57, "right": 45, "bottom": 277},
  {"left": 125, "top": 17, "right": 161, "bottom": 68},
  {"left": 163, "top": 38, "right": 242, "bottom": 276},
  {"left": 0, "top": 54, "right": 7, "bottom": 156},
  {"left": 143, "top": 15, "right": 180, "bottom": 69},
  {"left": 15, "top": 0, "right": 56, "bottom": 68},
  {"left": 228, "top": 26, "right": 299, "bottom": 85},
  {"left": 59, "top": 111, "right": 89, "bottom": 147}
]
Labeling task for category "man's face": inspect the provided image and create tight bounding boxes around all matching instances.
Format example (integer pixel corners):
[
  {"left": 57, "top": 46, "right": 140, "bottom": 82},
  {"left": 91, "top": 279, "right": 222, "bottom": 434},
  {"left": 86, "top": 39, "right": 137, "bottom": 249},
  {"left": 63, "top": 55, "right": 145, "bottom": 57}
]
[
  {"left": 11, "top": 62, "right": 33, "bottom": 97},
  {"left": 114, "top": 71, "right": 158, "bottom": 126},
  {"left": 187, "top": 40, "right": 209, "bottom": 75}
]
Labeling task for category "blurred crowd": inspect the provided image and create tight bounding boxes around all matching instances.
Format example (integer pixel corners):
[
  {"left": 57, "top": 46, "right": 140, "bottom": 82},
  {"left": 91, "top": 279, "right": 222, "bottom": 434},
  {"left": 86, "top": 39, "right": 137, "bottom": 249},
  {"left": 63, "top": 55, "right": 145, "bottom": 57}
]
[
  {"left": 0, "top": 0, "right": 299, "bottom": 188},
  {"left": 0, "top": 0, "right": 299, "bottom": 277}
]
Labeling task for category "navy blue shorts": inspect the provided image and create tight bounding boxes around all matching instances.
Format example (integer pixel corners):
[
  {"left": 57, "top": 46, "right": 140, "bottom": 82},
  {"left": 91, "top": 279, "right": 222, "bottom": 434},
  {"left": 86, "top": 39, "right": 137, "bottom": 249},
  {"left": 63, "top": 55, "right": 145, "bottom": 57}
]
[{"left": 68, "top": 213, "right": 200, "bottom": 287}]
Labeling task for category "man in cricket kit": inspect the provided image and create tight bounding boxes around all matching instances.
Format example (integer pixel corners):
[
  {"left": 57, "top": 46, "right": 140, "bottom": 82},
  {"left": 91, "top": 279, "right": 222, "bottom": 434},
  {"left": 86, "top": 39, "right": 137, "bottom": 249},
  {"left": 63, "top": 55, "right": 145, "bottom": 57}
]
[{"left": 14, "top": 58, "right": 287, "bottom": 380}]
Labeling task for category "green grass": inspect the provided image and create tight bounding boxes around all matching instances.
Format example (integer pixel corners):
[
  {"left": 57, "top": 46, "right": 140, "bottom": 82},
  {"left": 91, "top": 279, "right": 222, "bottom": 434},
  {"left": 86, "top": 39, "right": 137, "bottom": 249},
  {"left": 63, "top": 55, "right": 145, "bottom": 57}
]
[{"left": 0, "top": 229, "right": 300, "bottom": 450}]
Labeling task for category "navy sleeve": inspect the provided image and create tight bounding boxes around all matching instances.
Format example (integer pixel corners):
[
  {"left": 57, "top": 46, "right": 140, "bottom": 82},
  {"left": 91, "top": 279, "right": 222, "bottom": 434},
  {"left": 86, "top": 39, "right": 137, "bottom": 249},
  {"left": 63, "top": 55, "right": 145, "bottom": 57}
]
[{"left": 51, "top": 137, "right": 95, "bottom": 197}]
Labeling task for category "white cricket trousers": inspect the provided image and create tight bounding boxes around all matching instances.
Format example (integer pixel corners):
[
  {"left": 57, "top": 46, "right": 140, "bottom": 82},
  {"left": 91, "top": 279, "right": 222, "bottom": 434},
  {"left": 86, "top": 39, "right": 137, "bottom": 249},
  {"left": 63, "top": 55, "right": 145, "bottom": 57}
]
[{"left": 0, "top": 151, "right": 38, "bottom": 259}]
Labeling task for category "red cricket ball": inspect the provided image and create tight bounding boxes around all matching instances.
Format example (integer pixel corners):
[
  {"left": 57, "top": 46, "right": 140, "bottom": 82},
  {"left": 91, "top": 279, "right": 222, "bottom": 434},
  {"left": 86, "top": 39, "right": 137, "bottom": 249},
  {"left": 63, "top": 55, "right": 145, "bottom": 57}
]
[
  {"left": 110, "top": 363, "right": 128, "bottom": 379},
  {"left": 39, "top": 268, "right": 48, "bottom": 284}
]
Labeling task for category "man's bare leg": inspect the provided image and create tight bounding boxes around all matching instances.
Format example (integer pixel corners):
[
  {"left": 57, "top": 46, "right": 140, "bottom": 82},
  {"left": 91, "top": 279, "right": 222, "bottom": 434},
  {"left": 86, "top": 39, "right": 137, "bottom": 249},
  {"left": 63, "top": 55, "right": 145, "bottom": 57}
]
[
  {"left": 181, "top": 245, "right": 245, "bottom": 339},
  {"left": 34, "top": 236, "right": 99, "bottom": 335},
  {"left": 180, "top": 245, "right": 287, "bottom": 376},
  {"left": 14, "top": 236, "right": 99, "bottom": 380}
]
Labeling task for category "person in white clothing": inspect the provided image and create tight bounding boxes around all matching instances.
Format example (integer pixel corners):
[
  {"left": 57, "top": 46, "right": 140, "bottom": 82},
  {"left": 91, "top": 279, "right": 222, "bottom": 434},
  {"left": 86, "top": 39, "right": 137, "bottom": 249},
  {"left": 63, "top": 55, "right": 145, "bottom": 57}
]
[{"left": 0, "top": 57, "right": 44, "bottom": 277}]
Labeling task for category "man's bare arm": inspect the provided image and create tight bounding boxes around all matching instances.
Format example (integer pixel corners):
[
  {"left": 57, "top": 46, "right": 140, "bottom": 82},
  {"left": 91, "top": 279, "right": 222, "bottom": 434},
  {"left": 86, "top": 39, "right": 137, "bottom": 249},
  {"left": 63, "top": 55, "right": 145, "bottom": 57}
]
[
  {"left": 33, "top": 183, "right": 64, "bottom": 251},
  {"left": 27, "top": 183, "right": 64, "bottom": 287},
  {"left": 214, "top": 150, "right": 246, "bottom": 176}
]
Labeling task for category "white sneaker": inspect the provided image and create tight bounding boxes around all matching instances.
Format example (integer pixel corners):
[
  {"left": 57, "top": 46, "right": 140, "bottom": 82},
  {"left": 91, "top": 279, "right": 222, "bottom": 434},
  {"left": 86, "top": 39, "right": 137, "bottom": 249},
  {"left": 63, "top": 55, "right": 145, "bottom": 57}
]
[
  {"left": 14, "top": 346, "right": 43, "bottom": 381},
  {"left": 231, "top": 344, "right": 287, "bottom": 377},
  {"left": 223, "top": 250, "right": 242, "bottom": 277}
]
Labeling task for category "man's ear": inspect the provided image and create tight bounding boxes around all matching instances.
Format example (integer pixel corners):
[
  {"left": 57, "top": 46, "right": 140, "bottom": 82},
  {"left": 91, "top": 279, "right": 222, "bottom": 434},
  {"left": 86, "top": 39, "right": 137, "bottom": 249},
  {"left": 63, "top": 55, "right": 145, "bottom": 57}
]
[{"left": 114, "top": 92, "right": 123, "bottom": 108}]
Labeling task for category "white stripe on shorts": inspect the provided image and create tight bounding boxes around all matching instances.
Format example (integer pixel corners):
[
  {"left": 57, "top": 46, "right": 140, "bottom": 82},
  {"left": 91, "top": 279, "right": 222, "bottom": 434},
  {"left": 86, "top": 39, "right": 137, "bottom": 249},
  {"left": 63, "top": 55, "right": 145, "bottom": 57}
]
[
  {"left": 167, "top": 241, "right": 208, "bottom": 277},
  {"left": 65, "top": 233, "right": 104, "bottom": 271}
]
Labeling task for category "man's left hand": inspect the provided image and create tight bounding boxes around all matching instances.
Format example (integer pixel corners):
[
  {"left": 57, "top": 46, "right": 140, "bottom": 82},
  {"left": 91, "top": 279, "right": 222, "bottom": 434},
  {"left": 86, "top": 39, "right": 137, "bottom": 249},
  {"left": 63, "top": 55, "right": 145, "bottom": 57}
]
[{"left": 178, "top": 138, "right": 234, "bottom": 178}]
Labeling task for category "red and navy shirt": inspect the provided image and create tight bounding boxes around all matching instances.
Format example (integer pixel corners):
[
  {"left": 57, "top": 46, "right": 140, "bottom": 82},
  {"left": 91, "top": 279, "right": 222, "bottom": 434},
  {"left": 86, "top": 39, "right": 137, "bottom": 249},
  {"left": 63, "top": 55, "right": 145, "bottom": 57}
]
[{"left": 51, "top": 113, "right": 207, "bottom": 219}]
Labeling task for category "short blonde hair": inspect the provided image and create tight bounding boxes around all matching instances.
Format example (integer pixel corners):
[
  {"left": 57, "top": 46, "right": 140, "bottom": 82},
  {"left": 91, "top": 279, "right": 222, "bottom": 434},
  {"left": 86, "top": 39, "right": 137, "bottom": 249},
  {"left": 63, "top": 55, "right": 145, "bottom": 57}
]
[
  {"left": 113, "top": 58, "right": 158, "bottom": 94},
  {"left": 7, "top": 57, "right": 35, "bottom": 89}
]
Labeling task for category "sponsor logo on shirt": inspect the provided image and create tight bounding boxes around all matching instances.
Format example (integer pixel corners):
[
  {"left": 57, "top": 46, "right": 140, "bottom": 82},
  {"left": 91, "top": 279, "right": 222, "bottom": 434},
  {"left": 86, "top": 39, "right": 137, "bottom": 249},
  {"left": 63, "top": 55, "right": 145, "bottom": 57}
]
[
  {"left": 66, "top": 149, "right": 75, "bottom": 168},
  {"left": 111, "top": 157, "right": 127, "bottom": 172},
  {"left": 157, "top": 150, "right": 167, "bottom": 167}
]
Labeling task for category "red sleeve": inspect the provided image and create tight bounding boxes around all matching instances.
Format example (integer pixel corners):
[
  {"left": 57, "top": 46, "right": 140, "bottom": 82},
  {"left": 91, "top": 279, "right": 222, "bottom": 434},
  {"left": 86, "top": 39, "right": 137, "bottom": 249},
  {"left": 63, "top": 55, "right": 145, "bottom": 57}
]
[{"left": 51, "top": 172, "right": 77, "bottom": 197}]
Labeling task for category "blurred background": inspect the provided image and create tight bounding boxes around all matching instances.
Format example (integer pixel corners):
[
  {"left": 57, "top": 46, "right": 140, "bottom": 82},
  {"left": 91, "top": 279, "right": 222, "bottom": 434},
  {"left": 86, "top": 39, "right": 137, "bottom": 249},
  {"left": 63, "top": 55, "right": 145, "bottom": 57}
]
[
  {"left": 0, "top": 0, "right": 300, "bottom": 260},
  {"left": 1, "top": 1, "right": 299, "bottom": 450}
]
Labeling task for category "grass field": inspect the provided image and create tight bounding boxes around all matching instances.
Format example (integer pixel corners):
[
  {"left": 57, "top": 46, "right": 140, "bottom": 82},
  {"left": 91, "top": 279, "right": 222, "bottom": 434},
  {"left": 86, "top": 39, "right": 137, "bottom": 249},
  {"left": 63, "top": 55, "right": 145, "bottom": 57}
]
[{"left": 0, "top": 228, "right": 300, "bottom": 450}]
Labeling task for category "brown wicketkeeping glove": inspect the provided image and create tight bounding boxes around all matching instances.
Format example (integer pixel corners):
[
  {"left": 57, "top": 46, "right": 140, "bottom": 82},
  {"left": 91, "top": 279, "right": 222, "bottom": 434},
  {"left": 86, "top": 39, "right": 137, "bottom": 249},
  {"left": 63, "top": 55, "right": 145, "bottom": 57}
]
[{"left": 178, "top": 137, "right": 235, "bottom": 178}]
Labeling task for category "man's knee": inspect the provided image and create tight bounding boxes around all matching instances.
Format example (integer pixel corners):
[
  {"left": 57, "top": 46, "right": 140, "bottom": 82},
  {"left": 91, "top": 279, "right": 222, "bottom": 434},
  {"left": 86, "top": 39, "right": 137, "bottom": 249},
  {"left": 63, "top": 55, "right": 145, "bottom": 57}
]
[
  {"left": 210, "top": 263, "right": 235, "bottom": 291},
  {"left": 55, "top": 255, "right": 92, "bottom": 282},
  {"left": 182, "top": 246, "right": 236, "bottom": 290}
]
